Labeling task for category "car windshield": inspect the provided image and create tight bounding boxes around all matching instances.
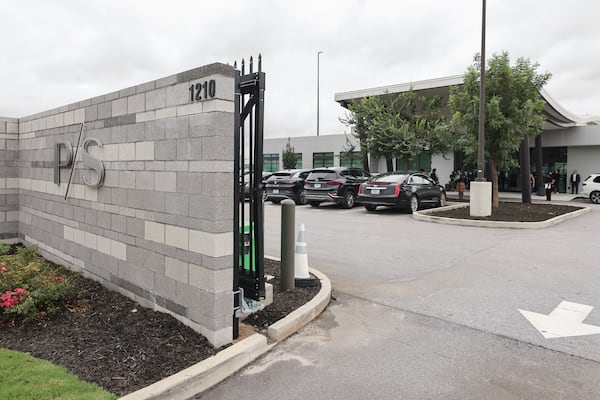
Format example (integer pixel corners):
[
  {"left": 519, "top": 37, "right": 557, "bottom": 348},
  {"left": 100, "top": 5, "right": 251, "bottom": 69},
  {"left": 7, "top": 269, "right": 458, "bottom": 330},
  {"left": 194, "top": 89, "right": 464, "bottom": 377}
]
[
  {"left": 371, "top": 174, "right": 408, "bottom": 183},
  {"left": 272, "top": 172, "right": 293, "bottom": 178},
  {"left": 307, "top": 171, "right": 337, "bottom": 181}
]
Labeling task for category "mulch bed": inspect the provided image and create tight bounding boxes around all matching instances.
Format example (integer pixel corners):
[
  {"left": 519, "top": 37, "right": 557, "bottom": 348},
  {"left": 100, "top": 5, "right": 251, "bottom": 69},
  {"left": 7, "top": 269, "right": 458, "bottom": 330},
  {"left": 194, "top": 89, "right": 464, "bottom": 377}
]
[
  {"left": 244, "top": 258, "right": 321, "bottom": 329},
  {"left": 0, "top": 255, "right": 320, "bottom": 396},
  {"left": 430, "top": 200, "right": 584, "bottom": 222}
]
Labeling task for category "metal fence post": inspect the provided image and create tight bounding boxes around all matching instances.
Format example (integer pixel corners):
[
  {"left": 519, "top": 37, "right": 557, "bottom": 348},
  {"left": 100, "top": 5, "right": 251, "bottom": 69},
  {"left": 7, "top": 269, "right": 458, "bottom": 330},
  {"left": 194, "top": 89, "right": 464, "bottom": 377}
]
[{"left": 280, "top": 199, "right": 295, "bottom": 291}]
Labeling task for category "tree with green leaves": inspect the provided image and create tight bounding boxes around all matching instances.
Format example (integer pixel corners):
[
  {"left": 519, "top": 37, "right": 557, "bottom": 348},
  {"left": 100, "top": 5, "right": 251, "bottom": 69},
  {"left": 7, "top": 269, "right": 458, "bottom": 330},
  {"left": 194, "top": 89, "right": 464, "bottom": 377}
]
[
  {"left": 339, "top": 135, "right": 360, "bottom": 167},
  {"left": 339, "top": 99, "right": 375, "bottom": 172},
  {"left": 341, "top": 88, "right": 448, "bottom": 172},
  {"left": 449, "top": 51, "right": 551, "bottom": 208},
  {"left": 282, "top": 138, "right": 297, "bottom": 170}
]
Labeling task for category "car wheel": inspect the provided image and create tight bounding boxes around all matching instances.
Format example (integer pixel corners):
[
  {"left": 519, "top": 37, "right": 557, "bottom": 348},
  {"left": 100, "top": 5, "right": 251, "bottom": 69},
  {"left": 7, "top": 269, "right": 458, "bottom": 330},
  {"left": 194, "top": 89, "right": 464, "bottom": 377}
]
[
  {"left": 364, "top": 204, "right": 377, "bottom": 212},
  {"left": 590, "top": 191, "right": 600, "bottom": 204},
  {"left": 271, "top": 199, "right": 281, "bottom": 204},
  {"left": 342, "top": 191, "right": 356, "bottom": 209},
  {"left": 409, "top": 195, "right": 419, "bottom": 213},
  {"left": 309, "top": 201, "right": 321, "bottom": 208},
  {"left": 437, "top": 192, "right": 447, "bottom": 207},
  {"left": 296, "top": 190, "right": 307, "bottom": 205}
]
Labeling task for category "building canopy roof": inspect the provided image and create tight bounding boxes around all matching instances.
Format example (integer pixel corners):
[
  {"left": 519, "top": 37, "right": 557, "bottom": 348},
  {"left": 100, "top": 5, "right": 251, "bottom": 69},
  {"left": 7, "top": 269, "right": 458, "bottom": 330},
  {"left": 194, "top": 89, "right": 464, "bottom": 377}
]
[{"left": 335, "top": 75, "right": 600, "bottom": 130}]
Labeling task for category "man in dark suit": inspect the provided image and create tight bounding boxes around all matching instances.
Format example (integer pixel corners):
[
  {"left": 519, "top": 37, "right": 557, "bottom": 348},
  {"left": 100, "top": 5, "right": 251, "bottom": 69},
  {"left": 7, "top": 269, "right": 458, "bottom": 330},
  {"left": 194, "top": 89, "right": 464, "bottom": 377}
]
[{"left": 570, "top": 170, "right": 581, "bottom": 194}]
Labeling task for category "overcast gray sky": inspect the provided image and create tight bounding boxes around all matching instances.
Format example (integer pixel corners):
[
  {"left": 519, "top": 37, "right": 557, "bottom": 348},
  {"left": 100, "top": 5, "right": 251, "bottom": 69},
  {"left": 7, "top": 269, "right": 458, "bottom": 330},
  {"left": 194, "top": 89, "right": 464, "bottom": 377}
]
[{"left": 1, "top": 0, "right": 599, "bottom": 139}]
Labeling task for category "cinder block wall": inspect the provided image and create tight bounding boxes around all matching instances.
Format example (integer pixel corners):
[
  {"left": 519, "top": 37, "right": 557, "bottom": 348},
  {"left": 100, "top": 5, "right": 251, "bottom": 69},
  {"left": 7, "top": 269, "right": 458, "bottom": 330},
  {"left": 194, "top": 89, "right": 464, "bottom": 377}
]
[
  {"left": 13, "top": 63, "right": 236, "bottom": 347},
  {"left": 0, "top": 117, "right": 19, "bottom": 238}
]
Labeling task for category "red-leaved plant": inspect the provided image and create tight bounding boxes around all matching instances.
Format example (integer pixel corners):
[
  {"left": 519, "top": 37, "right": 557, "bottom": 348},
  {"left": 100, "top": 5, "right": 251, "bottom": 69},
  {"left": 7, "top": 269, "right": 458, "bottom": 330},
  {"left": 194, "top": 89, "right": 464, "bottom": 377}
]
[{"left": 0, "top": 245, "right": 77, "bottom": 321}]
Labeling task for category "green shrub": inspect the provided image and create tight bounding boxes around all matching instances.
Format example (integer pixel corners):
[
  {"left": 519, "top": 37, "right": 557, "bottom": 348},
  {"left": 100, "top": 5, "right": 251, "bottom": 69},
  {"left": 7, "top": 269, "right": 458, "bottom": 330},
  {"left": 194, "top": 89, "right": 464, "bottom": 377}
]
[
  {"left": 0, "top": 245, "right": 77, "bottom": 321},
  {"left": 0, "top": 242, "right": 11, "bottom": 256}
]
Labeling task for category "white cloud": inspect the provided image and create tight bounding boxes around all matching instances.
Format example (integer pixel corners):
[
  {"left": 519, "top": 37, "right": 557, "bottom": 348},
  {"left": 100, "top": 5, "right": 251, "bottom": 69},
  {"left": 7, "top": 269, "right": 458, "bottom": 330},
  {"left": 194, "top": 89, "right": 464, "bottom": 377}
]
[{"left": 1, "top": 0, "right": 599, "bottom": 137}]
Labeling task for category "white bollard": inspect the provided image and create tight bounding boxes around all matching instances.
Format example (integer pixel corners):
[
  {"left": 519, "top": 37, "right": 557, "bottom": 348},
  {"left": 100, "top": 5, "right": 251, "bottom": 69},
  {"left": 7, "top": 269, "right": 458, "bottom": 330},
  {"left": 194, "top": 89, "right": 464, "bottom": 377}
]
[{"left": 294, "top": 224, "right": 310, "bottom": 280}]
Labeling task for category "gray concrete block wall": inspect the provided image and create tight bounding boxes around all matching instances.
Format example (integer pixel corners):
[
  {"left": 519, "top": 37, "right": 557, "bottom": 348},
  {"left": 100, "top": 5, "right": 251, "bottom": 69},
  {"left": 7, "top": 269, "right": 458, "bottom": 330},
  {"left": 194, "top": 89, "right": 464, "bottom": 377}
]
[
  {"left": 0, "top": 117, "right": 19, "bottom": 238},
  {"left": 6, "top": 63, "right": 236, "bottom": 347}
]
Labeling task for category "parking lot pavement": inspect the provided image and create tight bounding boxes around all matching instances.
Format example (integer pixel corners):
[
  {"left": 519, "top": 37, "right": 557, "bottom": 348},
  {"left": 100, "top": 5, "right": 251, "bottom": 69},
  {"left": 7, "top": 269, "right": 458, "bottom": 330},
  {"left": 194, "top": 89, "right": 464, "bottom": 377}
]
[
  {"left": 218, "top": 200, "right": 600, "bottom": 399},
  {"left": 200, "top": 293, "right": 600, "bottom": 400}
]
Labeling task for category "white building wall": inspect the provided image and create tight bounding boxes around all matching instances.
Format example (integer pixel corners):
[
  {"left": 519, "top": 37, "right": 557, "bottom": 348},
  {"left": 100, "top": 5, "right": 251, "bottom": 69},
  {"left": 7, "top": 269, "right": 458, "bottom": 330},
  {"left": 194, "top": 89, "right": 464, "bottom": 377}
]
[
  {"left": 264, "top": 125, "right": 599, "bottom": 186},
  {"left": 539, "top": 125, "right": 600, "bottom": 147},
  {"left": 263, "top": 134, "right": 359, "bottom": 169},
  {"left": 567, "top": 145, "right": 600, "bottom": 186},
  {"left": 432, "top": 154, "right": 455, "bottom": 187}
]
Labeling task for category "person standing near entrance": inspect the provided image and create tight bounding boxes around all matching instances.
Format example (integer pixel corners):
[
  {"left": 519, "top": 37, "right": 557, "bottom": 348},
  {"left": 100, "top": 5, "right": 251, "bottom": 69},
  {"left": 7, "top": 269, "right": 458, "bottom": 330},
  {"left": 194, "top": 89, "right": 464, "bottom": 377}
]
[
  {"left": 570, "top": 170, "right": 581, "bottom": 194},
  {"left": 430, "top": 168, "right": 439, "bottom": 185},
  {"left": 552, "top": 169, "right": 560, "bottom": 193},
  {"left": 456, "top": 170, "right": 466, "bottom": 200},
  {"left": 544, "top": 171, "right": 555, "bottom": 201}
]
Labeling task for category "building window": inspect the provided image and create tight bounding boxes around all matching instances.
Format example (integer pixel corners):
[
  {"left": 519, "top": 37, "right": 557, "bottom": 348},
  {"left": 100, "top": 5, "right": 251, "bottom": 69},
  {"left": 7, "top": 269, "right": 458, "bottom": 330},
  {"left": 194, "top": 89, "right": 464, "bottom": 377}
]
[
  {"left": 340, "top": 151, "right": 362, "bottom": 168},
  {"left": 313, "top": 152, "right": 334, "bottom": 168},
  {"left": 294, "top": 153, "right": 303, "bottom": 169},
  {"left": 264, "top": 153, "right": 279, "bottom": 172},
  {"left": 397, "top": 153, "right": 432, "bottom": 172}
]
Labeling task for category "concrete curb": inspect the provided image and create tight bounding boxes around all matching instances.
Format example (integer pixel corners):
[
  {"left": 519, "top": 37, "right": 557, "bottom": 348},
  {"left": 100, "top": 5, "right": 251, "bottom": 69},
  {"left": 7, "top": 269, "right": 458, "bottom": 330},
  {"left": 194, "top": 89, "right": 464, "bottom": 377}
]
[
  {"left": 119, "top": 334, "right": 270, "bottom": 400},
  {"left": 120, "top": 266, "right": 331, "bottom": 400},
  {"left": 268, "top": 267, "right": 332, "bottom": 342},
  {"left": 413, "top": 202, "right": 591, "bottom": 228}
]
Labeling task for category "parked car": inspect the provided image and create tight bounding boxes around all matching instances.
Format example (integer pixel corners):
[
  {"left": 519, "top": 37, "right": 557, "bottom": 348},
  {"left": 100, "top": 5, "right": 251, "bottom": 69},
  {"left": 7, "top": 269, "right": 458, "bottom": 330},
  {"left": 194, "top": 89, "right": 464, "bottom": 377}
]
[
  {"left": 243, "top": 170, "right": 273, "bottom": 200},
  {"left": 264, "top": 169, "right": 312, "bottom": 205},
  {"left": 304, "top": 167, "right": 371, "bottom": 208},
  {"left": 358, "top": 171, "right": 446, "bottom": 213},
  {"left": 581, "top": 173, "right": 600, "bottom": 204}
]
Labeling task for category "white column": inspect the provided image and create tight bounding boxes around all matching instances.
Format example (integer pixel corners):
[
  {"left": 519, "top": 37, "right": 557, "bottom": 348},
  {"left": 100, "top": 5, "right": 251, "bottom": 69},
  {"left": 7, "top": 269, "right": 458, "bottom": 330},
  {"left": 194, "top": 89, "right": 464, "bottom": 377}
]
[{"left": 470, "top": 181, "right": 492, "bottom": 217}]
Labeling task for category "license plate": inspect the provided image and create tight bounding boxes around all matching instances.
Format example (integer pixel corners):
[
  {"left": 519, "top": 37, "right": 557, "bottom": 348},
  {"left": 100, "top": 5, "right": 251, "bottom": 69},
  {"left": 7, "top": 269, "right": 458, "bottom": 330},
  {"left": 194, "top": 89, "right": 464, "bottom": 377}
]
[
  {"left": 314, "top": 183, "right": 321, "bottom": 188},
  {"left": 273, "top": 189, "right": 279, "bottom": 194},
  {"left": 371, "top": 189, "right": 380, "bottom": 195}
]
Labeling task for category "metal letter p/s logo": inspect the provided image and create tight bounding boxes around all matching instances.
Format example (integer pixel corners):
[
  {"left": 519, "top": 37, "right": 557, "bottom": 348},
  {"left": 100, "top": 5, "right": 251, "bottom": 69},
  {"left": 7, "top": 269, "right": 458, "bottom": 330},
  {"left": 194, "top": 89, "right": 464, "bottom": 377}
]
[
  {"left": 81, "top": 138, "right": 105, "bottom": 188},
  {"left": 54, "top": 141, "right": 74, "bottom": 185}
]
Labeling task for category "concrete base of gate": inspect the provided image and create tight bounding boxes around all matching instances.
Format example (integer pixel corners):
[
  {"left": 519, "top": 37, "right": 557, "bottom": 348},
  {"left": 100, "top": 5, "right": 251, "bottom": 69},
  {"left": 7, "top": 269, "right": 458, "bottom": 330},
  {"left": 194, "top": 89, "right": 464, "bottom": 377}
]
[
  {"left": 120, "top": 267, "right": 331, "bottom": 400},
  {"left": 262, "top": 282, "right": 273, "bottom": 307}
]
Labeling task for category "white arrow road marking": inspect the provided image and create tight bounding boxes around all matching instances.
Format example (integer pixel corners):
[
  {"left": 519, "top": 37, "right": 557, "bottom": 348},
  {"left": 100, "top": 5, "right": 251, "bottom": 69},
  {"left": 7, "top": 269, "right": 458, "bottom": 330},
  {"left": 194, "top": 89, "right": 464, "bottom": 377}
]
[{"left": 518, "top": 301, "right": 600, "bottom": 339}]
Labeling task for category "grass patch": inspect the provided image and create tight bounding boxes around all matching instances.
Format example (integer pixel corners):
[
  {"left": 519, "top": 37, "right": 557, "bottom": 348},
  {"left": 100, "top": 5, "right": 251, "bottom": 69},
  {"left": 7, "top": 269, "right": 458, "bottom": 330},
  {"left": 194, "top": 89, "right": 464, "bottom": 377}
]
[{"left": 0, "top": 348, "right": 116, "bottom": 400}]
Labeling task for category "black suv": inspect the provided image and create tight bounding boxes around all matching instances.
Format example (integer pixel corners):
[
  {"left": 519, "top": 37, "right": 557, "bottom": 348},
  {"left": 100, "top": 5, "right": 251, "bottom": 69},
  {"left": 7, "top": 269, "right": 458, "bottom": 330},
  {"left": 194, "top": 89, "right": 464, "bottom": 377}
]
[
  {"left": 304, "top": 167, "right": 371, "bottom": 208},
  {"left": 264, "top": 169, "right": 312, "bottom": 205}
]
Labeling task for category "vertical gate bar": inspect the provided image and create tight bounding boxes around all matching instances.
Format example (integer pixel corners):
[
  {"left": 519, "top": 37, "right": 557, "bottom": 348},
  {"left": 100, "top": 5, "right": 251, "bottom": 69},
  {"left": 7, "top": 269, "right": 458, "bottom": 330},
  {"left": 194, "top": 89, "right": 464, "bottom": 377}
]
[
  {"left": 248, "top": 87, "right": 255, "bottom": 294},
  {"left": 240, "top": 80, "right": 246, "bottom": 283},
  {"left": 234, "top": 58, "right": 266, "bottom": 301},
  {"left": 254, "top": 71, "right": 266, "bottom": 296},
  {"left": 232, "top": 69, "right": 241, "bottom": 339}
]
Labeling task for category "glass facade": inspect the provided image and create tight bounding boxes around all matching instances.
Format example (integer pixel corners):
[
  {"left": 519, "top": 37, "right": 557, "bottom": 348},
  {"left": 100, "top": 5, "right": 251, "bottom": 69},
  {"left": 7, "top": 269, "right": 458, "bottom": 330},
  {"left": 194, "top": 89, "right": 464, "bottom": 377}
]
[
  {"left": 313, "top": 152, "right": 334, "bottom": 168},
  {"left": 532, "top": 146, "right": 568, "bottom": 193},
  {"left": 396, "top": 153, "right": 432, "bottom": 172},
  {"left": 294, "top": 153, "right": 303, "bottom": 169},
  {"left": 340, "top": 151, "right": 362, "bottom": 168},
  {"left": 263, "top": 153, "right": 279, "bottom": 172}
]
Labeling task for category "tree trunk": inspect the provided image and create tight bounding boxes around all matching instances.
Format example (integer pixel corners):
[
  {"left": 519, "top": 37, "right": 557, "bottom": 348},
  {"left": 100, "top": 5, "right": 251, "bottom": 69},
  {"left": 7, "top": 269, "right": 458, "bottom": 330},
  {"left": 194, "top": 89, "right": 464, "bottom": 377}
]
[
  {"left": 386, "top": 157, "right": 393, "bottom": 172},
  {"left": 490, "top": 159, "right": 499, "bottom": 209},
  {"left": 535, "top": 134, "right": 544, "bottom": 196},
  {"left": 520, "top": 137, "right": 532, "bottom": 204},
  {"left": 359, "top": 137, "right": 370, "bottom": 172}
]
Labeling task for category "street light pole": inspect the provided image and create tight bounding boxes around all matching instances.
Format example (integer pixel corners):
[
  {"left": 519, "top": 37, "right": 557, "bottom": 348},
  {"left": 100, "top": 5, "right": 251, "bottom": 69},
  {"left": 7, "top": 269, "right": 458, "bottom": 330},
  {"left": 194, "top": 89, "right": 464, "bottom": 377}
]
[
  {"left": 317, "top": 51, "right": 323, "bottom": 136},
  {"left": 477, "top": 0, "right": 486, "bottom": 181},
  {"left": 470, "top": 0, "right": 492, "bottom": 217}
]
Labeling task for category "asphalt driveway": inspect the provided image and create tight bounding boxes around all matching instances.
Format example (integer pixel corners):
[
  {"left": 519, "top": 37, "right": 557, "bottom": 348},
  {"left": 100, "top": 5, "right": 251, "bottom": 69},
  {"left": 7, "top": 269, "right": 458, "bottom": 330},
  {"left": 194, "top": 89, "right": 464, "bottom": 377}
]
[{"left": 199, "top": 199, "right": 600, "bottom": 399}]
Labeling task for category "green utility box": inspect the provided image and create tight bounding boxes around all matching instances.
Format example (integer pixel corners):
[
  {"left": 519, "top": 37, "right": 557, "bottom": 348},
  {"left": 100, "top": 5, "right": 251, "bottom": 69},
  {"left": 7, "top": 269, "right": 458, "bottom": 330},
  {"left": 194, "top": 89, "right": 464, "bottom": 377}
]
[{"left": 240, "top": 224, "right": 255, "bottom": 271}]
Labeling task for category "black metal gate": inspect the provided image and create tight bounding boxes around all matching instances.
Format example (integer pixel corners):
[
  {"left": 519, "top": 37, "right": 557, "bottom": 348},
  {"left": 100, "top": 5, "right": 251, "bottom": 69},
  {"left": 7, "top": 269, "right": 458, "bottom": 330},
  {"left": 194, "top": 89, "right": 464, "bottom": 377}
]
[{"left": 233, "top": 56, "right": 265, "bottom": 339}]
